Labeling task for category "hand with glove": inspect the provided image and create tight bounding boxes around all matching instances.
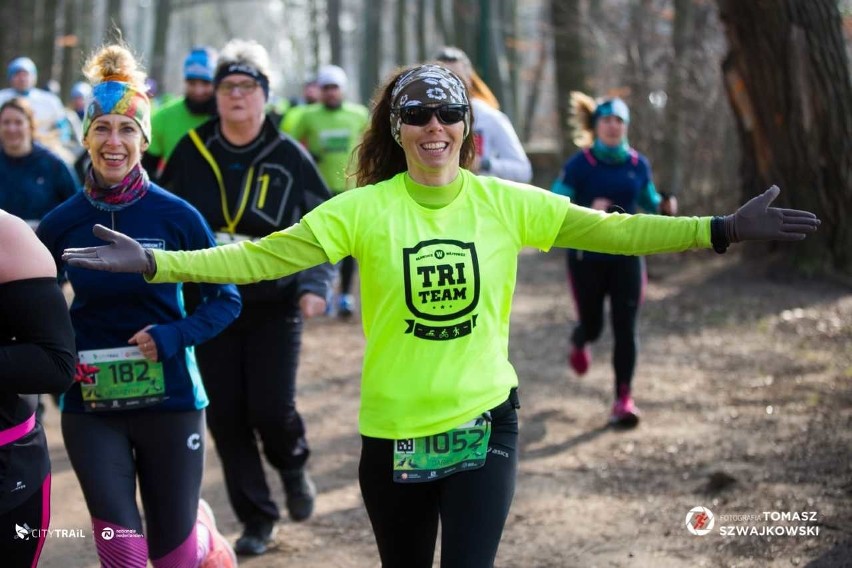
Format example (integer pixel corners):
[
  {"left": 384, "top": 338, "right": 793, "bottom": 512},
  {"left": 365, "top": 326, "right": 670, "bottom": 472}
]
[
  {"left": 712, "top": 186, "right": 820, "bottom": 253},
  {"left": 62, "top": 224, "right": 157, "bottom": 274}
]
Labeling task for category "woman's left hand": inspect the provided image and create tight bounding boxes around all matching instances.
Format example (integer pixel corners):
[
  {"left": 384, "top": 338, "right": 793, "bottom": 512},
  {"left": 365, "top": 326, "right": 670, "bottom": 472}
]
[{"left": 129, "top": 325, "right": 158, "bottom": 361}]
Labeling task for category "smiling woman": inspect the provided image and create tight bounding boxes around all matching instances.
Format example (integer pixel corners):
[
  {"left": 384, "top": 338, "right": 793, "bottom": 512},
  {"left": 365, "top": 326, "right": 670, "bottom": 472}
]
[
  {"left": 34, "top": 43, "right": 241, "bottom": 568},
  {"left": 84, "top": 115, "right": 147, "bottom": 186},
  {"left": 60, "top": 63, "right": 820, "bottom": 568},
  {"left": 0, "top": 98, "right": 79, "bottom": 223}
]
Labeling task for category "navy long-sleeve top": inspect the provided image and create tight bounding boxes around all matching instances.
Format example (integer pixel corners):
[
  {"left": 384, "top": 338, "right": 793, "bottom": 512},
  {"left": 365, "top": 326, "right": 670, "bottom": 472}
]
[
  {"left": 552, "top": 147, "right": 662, "bottom": 261},
  {"left": 37, "top": 183, "right": 242, "bottom": 413},
  {"left": 0, "top": 143, "right": 80, "bottom": 221}
]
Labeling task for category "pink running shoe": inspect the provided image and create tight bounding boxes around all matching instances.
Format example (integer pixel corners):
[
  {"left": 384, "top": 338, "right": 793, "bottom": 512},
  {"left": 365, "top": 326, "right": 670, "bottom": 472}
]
[
  {"left": 610, "top": 395, "right": 640, "bottom": 428},
  {"left": 198, "top": 498, "right": 238, "bottom": 568},
  {"left": 568, "top": 345, "right": 591, "bottom": 376}
]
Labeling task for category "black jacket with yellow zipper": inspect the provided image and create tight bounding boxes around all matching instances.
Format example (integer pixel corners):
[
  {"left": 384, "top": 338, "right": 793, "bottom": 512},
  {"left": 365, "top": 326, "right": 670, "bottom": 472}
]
[{"left": 161, "top": 115, "right": 334, "bottom": 307}]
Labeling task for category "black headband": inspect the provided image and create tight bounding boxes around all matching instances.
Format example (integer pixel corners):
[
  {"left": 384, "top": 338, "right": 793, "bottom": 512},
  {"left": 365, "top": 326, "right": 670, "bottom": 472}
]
[{"left": 214, "top": 62, "right": 270, "bottom": 100}]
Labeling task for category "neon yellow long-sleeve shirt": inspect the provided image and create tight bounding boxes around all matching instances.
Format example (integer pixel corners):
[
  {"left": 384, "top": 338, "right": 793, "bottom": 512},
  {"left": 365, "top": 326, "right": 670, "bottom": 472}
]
[{"left": 152, "top": 170, "right": 711, "bottom": 438}]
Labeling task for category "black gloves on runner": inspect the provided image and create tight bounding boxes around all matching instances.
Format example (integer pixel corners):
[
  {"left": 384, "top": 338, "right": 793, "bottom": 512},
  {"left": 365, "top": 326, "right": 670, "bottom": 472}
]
[
  {"left": 62, "top": 224, "right": 157, "bottom": 275},
  {"left": 712, "top": 186, "right": 820, "bottom": 253}
]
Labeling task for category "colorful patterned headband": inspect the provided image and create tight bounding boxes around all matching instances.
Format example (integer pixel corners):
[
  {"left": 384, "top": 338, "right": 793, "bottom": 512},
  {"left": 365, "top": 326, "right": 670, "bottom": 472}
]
[
  {"left": 83, "top": 81, "right": 151, "bottom": 142},
  {"left": 390, "top": 64, "right": 470, "bottom": 145}
]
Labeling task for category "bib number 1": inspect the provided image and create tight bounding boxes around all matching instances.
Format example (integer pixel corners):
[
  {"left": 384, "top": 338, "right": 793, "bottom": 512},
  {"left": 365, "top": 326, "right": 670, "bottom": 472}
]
[
  {"left": 393, "top": 415, "right": 491, "bottom": 483},
  {"left": 78, "top": 346, "right": 166, "bottom": 411}
]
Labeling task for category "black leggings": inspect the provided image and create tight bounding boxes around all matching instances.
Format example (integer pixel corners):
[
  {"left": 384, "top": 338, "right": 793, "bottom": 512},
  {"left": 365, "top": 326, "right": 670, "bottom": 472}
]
[
  {"left": 197, "top": 302, "right": 308, "bottom": 525},
  {"left": 568, "top": 254, "right": 644, "bottom": 396},
  {"left": 339, "top": 256, "right": 356, "bottom": 296},
  {"left": 359, "top": 394, "right": 519, "bottom": 568},
  {"left": 0, "top": 474, "right": 49, "bottom": 567},
  {"left": 62, "top": 409, "right": 205, "bottom": 560}
]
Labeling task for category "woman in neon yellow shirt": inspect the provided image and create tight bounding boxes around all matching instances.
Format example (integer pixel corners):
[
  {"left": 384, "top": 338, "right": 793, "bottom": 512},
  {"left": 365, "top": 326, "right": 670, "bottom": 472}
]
[{"left": 63, "top": 64, "right": 819, "bottom": 568}]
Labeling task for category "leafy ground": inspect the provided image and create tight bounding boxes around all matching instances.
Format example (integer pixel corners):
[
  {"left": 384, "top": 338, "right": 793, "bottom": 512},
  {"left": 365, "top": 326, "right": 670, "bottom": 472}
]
[{"left": 40, "top": 248, "right": 851, "bottom": 567}]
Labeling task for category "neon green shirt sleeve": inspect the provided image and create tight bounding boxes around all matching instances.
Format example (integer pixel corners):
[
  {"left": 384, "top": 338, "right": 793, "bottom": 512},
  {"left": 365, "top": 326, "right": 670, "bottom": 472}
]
[
  {"left": 554, "top": 202, "right": 713, "bottom": 254},
  {"left": 149, "top": 222, "right": 329, "bottom": 284}
]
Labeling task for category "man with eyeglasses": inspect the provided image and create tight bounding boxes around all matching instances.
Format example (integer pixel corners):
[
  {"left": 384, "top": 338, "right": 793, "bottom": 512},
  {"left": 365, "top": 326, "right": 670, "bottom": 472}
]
[
  {"left": 284, "top": 64, "right": 368, "bottom": 318},
  {"left": 142, "top": 47, "right": 219, "bottom": 179},
  {"left": 160, "top": 39, "right": 334, "bottom": 558}
]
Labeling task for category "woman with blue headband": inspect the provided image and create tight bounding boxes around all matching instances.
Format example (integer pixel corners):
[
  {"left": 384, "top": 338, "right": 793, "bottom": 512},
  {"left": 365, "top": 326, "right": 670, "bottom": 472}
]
[
  {"left": 552, "top": 92, "right": 677, "bottom": 428},
  {"left": 62, "top": 64, "right": 819, "bottom": 567},
  {"left": 36, "top": 43, "right": 241, "bottom": 568}
]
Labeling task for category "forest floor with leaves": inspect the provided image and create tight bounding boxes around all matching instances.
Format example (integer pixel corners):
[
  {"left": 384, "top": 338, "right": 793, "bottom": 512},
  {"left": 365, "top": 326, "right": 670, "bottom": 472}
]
[{"left": 40, "top": 248, "right": 851, "bottom": 568}]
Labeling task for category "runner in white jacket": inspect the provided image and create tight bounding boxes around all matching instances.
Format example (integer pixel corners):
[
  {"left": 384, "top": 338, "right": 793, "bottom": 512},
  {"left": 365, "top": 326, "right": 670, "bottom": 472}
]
[{"left": 436, "top": 46, "right": 532, "bottom": 183}]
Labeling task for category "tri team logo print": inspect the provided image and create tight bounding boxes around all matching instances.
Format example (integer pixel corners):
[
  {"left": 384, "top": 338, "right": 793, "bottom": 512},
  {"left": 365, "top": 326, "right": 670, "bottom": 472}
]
[{"left": 403, "top": 239, "right": 480, "bottom": 341}]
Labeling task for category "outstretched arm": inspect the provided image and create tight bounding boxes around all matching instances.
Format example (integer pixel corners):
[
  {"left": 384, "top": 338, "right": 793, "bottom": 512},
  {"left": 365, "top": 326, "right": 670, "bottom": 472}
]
[
  {"left": 63, "top": 221, "right": 331, "bottom": 284},
  {"left": 553, "top": 185, "right": 819, "bottom": 255}
]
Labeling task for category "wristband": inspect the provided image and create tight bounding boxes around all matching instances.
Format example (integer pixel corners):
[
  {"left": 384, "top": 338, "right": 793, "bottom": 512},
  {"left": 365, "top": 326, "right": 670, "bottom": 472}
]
[{"left": 710, "top": 216, "right": 730, "bottom": 254}]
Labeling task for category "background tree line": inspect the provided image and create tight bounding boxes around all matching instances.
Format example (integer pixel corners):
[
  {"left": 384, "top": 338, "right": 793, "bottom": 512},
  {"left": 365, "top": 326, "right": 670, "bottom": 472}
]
[{"left": 1, "top": 0, "right": 850, "bottom": 276}]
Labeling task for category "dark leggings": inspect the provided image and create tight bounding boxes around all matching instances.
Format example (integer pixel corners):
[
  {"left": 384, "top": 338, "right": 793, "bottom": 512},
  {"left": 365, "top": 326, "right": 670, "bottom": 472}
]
[
  {"left": 568, "top": 254, "right": 645, "bottom": 397},
  {"left": 359, "top": 396, "right": 519, "bottom": 568},
  {"left": 62, "top": 409, "right": 205, "bottom": 561},
  {"left": 0, "top": 475, "right": 49, "bottom": 567},
  {"left": 197, "top": 302, "right": 308, "bottom": 525},
  {"left": 339, "top": 256, "right": 356, "bottom": 295}
]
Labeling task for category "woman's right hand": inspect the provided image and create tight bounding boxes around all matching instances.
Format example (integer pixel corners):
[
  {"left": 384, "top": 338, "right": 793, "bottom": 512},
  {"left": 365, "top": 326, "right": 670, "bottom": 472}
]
[{"left": 62, "top": 224, "right": 157, "bottom": 275}]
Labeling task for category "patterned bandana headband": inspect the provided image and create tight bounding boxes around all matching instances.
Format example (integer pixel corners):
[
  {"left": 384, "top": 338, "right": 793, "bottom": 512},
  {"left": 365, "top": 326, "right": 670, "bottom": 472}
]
[
  {"left": 390, "top": 64, "right": 470, "bottom": 145},
  {"left": 83, "top": 80, "right": 152, "bottom": 142}
]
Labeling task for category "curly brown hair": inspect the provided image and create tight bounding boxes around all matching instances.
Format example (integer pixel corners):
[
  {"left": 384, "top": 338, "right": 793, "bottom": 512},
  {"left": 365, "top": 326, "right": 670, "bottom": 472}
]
[{"left": 352, "top": 65, "right": 476, "bottom": 187}]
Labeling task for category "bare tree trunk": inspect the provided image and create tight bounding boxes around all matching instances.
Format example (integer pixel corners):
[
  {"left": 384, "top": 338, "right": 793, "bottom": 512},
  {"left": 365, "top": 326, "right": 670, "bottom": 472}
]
[
  {"left": 327, "top": 0, "right": 342, "bottom": 65},
  {"left": 480, "top": 0, "right": 502, "bottom": 106},
  {"left": 59, "top": 0, "right": 81, "bottom": 98},
  {"left": 416, "top": 0, "right": 428, "bottom": 62},
  {"left": 395, "top": 0, "right": 407, "bottom": 65},
  {"left": 309, "top": 0, "right": 321, "bottom": 71},
  {"left": 549, "top": 0, "right": 585, "bottom": 155},
  {"left": 623, "top": 0, "right": 654, "bottom": 151},
  {"left": 452, "top": 0, "right": 477, "bottom": 58},
  {"left": 656, "top": 0, "right": 695, "bottom": 197},
  {"left": 434, "top": 0, "right": 452, "bottom": 46},
  {"left": 148, "top": 0, "right": 172, "bottom": 90},
  {"left": 34, "top": 0, "right": 60, "bottom": 88},
  {"left": 717, "top": 0, "right": 852, "bottom": 274},
  {"left": 359, "top": 0, "right": 382, "bottom": 104},
  {"left": 105, "top": 0, "right": 123, "bottom": 38},
  {"left": 214, "top": 0, "right": 234, "bottom": 39},
  {"left": 78, "top": 0, "right": 95, "bottom": 62},
  {"left": 521, "top": 15, "right": 548, "bottom": 143},
  {"left": 501, "top": 0, "right": 519, "bottom": 122}
]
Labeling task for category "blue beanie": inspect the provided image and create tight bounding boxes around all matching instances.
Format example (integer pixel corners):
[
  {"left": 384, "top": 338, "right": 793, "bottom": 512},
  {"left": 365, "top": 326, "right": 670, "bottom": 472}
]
[
  {"left": 7, "top": 57, "right": 36, "bottom": 82},
  {"left": 184, "top": 47, "right": 218, "bottom": 82},
  {"left": 593, "top": 98, "right": 630, "bottom": 124}
]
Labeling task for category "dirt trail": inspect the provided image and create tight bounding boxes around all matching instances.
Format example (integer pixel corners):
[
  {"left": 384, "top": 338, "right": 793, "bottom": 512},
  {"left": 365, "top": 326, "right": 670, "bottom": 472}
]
[{"left": 39, "top": 249, "right": 851, "bottom": 567}]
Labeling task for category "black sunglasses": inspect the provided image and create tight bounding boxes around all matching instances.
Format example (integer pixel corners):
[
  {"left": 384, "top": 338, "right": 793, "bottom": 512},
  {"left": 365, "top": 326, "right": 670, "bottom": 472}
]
[{"left": 394, "top": 104, "right": 468, "bottom": 126}]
